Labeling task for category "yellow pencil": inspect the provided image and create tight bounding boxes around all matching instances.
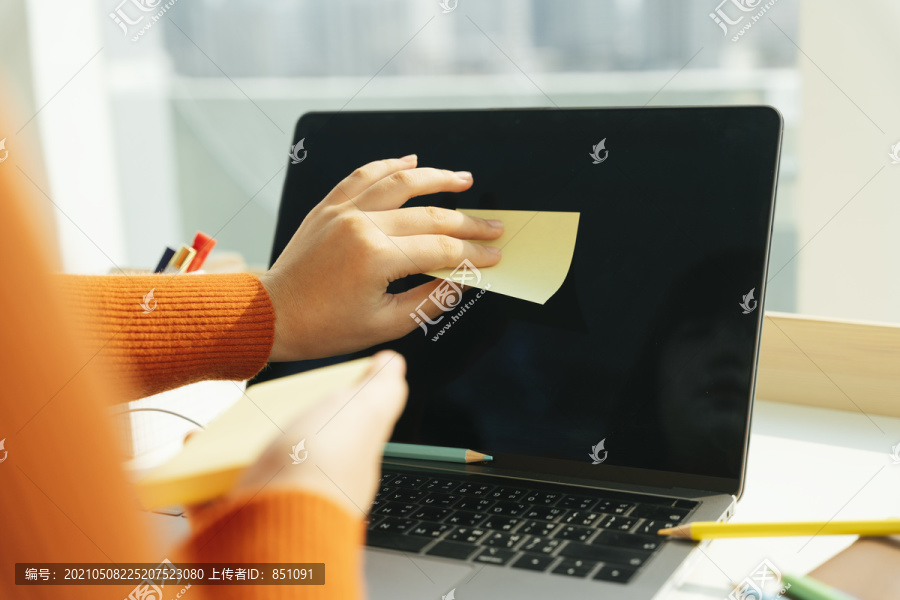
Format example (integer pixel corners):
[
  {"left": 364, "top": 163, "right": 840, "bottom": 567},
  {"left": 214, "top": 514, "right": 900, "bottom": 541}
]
[{"left": 658, "top": 518, "right": 900, "bottom": 540}]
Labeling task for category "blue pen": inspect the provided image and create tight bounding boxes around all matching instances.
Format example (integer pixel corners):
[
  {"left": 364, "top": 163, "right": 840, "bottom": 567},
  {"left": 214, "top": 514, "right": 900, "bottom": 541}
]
[{"left": 154, "top": 247, "right": 176, "bottom": 273}]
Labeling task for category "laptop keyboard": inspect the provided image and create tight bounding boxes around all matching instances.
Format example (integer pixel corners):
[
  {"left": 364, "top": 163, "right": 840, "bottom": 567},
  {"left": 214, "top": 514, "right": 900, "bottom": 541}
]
[{"left": 366, "top": 469, "right": 698, "bottom": 584}]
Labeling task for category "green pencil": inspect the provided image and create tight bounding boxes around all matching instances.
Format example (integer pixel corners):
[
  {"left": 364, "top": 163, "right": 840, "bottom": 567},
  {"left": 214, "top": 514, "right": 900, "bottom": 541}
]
[
  {"left": 383, "top": 442, "right": 493, "bottom": 464},
  {"left": 781, "top": 573, "right": 858, "bottom": 600}
]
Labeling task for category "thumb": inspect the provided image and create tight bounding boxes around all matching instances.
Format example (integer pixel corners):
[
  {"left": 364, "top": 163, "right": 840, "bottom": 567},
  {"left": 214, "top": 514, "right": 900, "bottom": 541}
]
[
  {"left": 350, "top": 350, "right": 408, "bottom": 438},
  {"left": 285, "top": 350, "right": 407, "bottom": 444},
  {"left": 389, "top": 280, "right": 455, "bottom": 338}
]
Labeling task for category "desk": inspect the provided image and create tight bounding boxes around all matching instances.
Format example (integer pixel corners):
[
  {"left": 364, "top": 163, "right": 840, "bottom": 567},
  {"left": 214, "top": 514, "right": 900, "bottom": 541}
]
[
  {"left": 141, "top": 398, "right": 900, "bottom": 597},
  {"left": 668, "top": 399, "right": 900, "bottom": 599}
]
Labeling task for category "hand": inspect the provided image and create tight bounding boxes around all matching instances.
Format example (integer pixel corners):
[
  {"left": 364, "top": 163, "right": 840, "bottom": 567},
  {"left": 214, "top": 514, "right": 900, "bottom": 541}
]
[
  {"left": 259, "top": 155, "right": 503, "bottom": 362},
  {"left": 232, "top": 351, "right": 407, "bottom": 517}
]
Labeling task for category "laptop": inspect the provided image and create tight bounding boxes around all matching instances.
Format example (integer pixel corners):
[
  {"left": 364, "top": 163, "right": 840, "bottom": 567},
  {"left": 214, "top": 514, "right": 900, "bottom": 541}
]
[{"left": 252, "top": 107, "right": 783, "bottom": 599}]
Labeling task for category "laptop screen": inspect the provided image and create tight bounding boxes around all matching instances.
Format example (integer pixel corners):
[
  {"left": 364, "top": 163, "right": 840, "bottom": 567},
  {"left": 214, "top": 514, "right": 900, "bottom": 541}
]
[{"left": 254, "top": 107, "right": 782, "bottom": 494}]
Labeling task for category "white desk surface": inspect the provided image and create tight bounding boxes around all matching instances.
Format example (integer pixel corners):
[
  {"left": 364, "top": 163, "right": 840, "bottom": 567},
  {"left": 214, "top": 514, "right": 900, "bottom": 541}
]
[
  {"left": 141, "top": 397, "right": 900, "bottom": 598},
  {"left": 668, "top": 399, "right": 900, "bottom": 599}
]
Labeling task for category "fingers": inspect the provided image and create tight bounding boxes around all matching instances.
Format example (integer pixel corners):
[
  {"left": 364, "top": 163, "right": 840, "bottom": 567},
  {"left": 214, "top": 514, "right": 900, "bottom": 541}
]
[
  {"left": 371, "top": 206, "right": 504, "bottom": 240},
  {"left": 388, "top": 235, "right": 501, "bottom": 279},
  {"left": 353, "top": 167, "right": 474, "bottom": 212},
  {"left": 323, "top": 156, "right": 418, "bottom": 205}
]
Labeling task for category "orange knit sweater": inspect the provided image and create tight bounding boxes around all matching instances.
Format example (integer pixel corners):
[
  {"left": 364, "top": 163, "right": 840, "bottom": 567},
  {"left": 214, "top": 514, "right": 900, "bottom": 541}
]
[{"left": 0, "top": 173, "right": 362, "bottom": 598}]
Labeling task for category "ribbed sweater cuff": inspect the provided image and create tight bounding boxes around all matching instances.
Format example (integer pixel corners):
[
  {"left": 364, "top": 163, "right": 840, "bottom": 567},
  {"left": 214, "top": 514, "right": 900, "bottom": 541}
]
[
  {"left": 55, "top": 273, "right": 275, "bottom": 400},
  {"left": 179, "top": 490, "right": 364, "bottom": 600}
]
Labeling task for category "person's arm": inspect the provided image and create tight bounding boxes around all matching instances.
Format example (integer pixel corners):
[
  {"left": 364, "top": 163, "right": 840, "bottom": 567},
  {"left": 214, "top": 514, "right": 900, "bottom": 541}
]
[
  {"left": 54, "top": 272, "right": 274, "bottom": 400},
  {"left": 174, "top": 351, "right": 407, "bottom": 600},
  {"left": 57, "top": 156, "right": 503, "bottom": 400}
]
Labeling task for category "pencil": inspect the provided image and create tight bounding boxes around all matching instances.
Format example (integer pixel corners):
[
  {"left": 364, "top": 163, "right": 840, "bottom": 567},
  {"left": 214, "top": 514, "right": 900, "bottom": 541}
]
[
  {"left": 780, "top": 573, "right": 859, "bottom": 600},
  {"left": 383, "top": 442, "right": 493, "bottom": 464},
  {"left": 658, "top": 518, "right": 900, "bottom": 540}
]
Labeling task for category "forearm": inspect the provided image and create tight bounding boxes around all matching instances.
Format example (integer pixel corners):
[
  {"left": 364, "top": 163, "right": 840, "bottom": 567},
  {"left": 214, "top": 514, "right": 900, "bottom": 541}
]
[{"left": 54, "top": 273, "right": 274, "bottom": 400}]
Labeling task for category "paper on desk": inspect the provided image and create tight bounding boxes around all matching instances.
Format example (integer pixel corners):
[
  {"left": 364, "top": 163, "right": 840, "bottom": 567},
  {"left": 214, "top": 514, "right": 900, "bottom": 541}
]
[
  {"left": 135, "top": 357, "right": 373, "bottom": 510},
  {"left": 425, "top": 209, "right": 580, "bottom": 305}
]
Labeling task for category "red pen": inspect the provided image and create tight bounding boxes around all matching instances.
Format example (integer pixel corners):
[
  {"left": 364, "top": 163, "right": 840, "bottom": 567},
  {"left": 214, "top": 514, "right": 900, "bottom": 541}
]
[{"left": 186, "top": 231, "right": 216, "bottom": 272}]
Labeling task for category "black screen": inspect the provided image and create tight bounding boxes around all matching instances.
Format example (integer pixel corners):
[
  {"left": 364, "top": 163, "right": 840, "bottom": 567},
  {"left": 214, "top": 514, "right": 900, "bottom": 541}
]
[{"left": 253, "top": 107, "right": 782, "bottom": 494}]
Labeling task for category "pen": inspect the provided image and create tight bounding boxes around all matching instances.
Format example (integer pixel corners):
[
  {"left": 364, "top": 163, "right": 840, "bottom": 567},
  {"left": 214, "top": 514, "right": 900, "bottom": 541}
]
[
  {"left": 163, "top": 245, "right": 197, "bottom": 274},
  {"left": 186, "top": 231, "right": 216, "bottom": 272},
  {"left": 153, "top": 247, "right": 176, "bottom": 273}
]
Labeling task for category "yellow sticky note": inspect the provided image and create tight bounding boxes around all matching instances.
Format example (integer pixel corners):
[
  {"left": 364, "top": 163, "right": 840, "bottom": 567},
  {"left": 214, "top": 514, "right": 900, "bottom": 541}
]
[
  {"left": 426, "top": 209, "right": 580, "bottom": 305},
  {"left": 135, "top": 357, "right": 373, "bottom": 510}
]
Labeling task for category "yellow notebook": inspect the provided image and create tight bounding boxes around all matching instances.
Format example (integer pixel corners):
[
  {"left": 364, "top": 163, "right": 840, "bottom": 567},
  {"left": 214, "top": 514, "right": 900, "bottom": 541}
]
[{"left": 135, "top": 357, "right": 373, "bottom": 510}]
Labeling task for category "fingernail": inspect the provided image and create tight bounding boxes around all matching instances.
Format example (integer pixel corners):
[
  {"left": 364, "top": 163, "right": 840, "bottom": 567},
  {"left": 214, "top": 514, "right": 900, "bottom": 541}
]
[
  {"left": 487, "top": 219, "right": 503, "bottom": 229},
  {"left": 400, "top": 154, "right": 417, "bottom": 162},
  {"left": 486, "top": 246, "right": 501, "bottom": 255},
  {"left": 454, "top": 171, "right": 473, "bottom": 182}
]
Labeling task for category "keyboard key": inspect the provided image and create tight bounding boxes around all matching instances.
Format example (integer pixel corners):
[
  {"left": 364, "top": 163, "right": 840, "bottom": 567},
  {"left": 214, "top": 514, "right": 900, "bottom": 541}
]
[
  {"left": 562, "top": 511, "right": 604, "bottom": 527},
  {"left": 484, "top": 532, "right": 528, "bottom": 549},
  {"left": 673, "top": 499, "right": 699, "bottom": 509},
  {"left": 421, "top": 478, "right": 460, "bottom": 493},
  {"left": 372, "top": 517, "right": 417, "bottom": 534},
  {"left": 366, "top": 516, "right": 384, "bottom": 530},
  {"left": 660, "top": 509, "right": 690, "bottom": 523},
  {"left": 521, "top": 537, "right": 563, "bottom": 555},
  {"left": 596, "top": 499, "right": 634, "bottom": 515},
  {"left": 456, "top": 483, "right": 494, "bottom": 496},
  {"left": 482, "top": 516, "right": 521, "bottom": 531},
  {"left": 512, "top": 553, "right": 556, "bottom": 572},
  {"left": 426, "top": 541, "right": 480, "bottom": 560},
  {"left": 453, "top": 498, "right": 494, "bottom": 512},
  {"left": 637, "top": 520, "right": 675, "bottom": 535},
  {"left": 422, "top": 493, "right": 461, "bottom": 508},
  {"left": 600, "top": 516, "right": 636, "bottom": 532},
  {"left": 593, "top": 531, "right": 661, "bottom": 552},
  {"left": 446, "top": 527, "right": 487, "bottom": 544},
  {"left": 489, "top": 502, "right": 528, "bottom": 517},
  {"left": 376, "top": 485, "right": 396, "bottom": 498},
  {"left": 388, "top": 490, "right": 427, "bottom": 503},
  {"left": 520, "top": 520, "right": 559, "bottom": 537},
  {"left": 594, "top": 565, "right": 636, "bottom": 583},
  {"left": 411, "top": 507, "right": 452, "bottom": 522},
  {"left": 552, "top": 558, "right": 597, "bottom": 578},
  {"left": 556, "top": 525, "right": 595, "bottom": 542},
  {"left": 380, "top": 472, "right": 397, "bottom": 485},
  {"left": 390, "top": 475, "right": 428, "bottom": 489},
  {"left": 629, "top": 504, "right": 691, "bottom": 523},
  {"left": 376, "top": 502, "right": 417, "bottom": 517},
  {"left": 558, "top": 495, "right": 598, "bottom": 510},
  {"left": 474, "top": 547, "right": 517, "bottom": 565},
  {"left": 446, "top": 511, "right": 487, "bottom": 527},
  {"left": 409, "top": 522, "right": 453, "bottom": 538},
  {"left": 523, "top": 506, "right": 567, "bottom": 521},
  {"left": 522, "top": 491, "right": 562, "bottom": 505},
  {"left": 367, "top": 530, "right": 430, "bottom": 552},
  {"left": 558, "top": 543, "right": 651, "bottom": 567},
  {"left": 488, "top": 486, "right": 528, "bottom": 501}
]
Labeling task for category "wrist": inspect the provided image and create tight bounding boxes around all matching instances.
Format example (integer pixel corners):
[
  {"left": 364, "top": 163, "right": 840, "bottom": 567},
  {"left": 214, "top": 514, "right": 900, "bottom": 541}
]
[{"left": 259, "top": 271, "right": 291, "bottom": 362}]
